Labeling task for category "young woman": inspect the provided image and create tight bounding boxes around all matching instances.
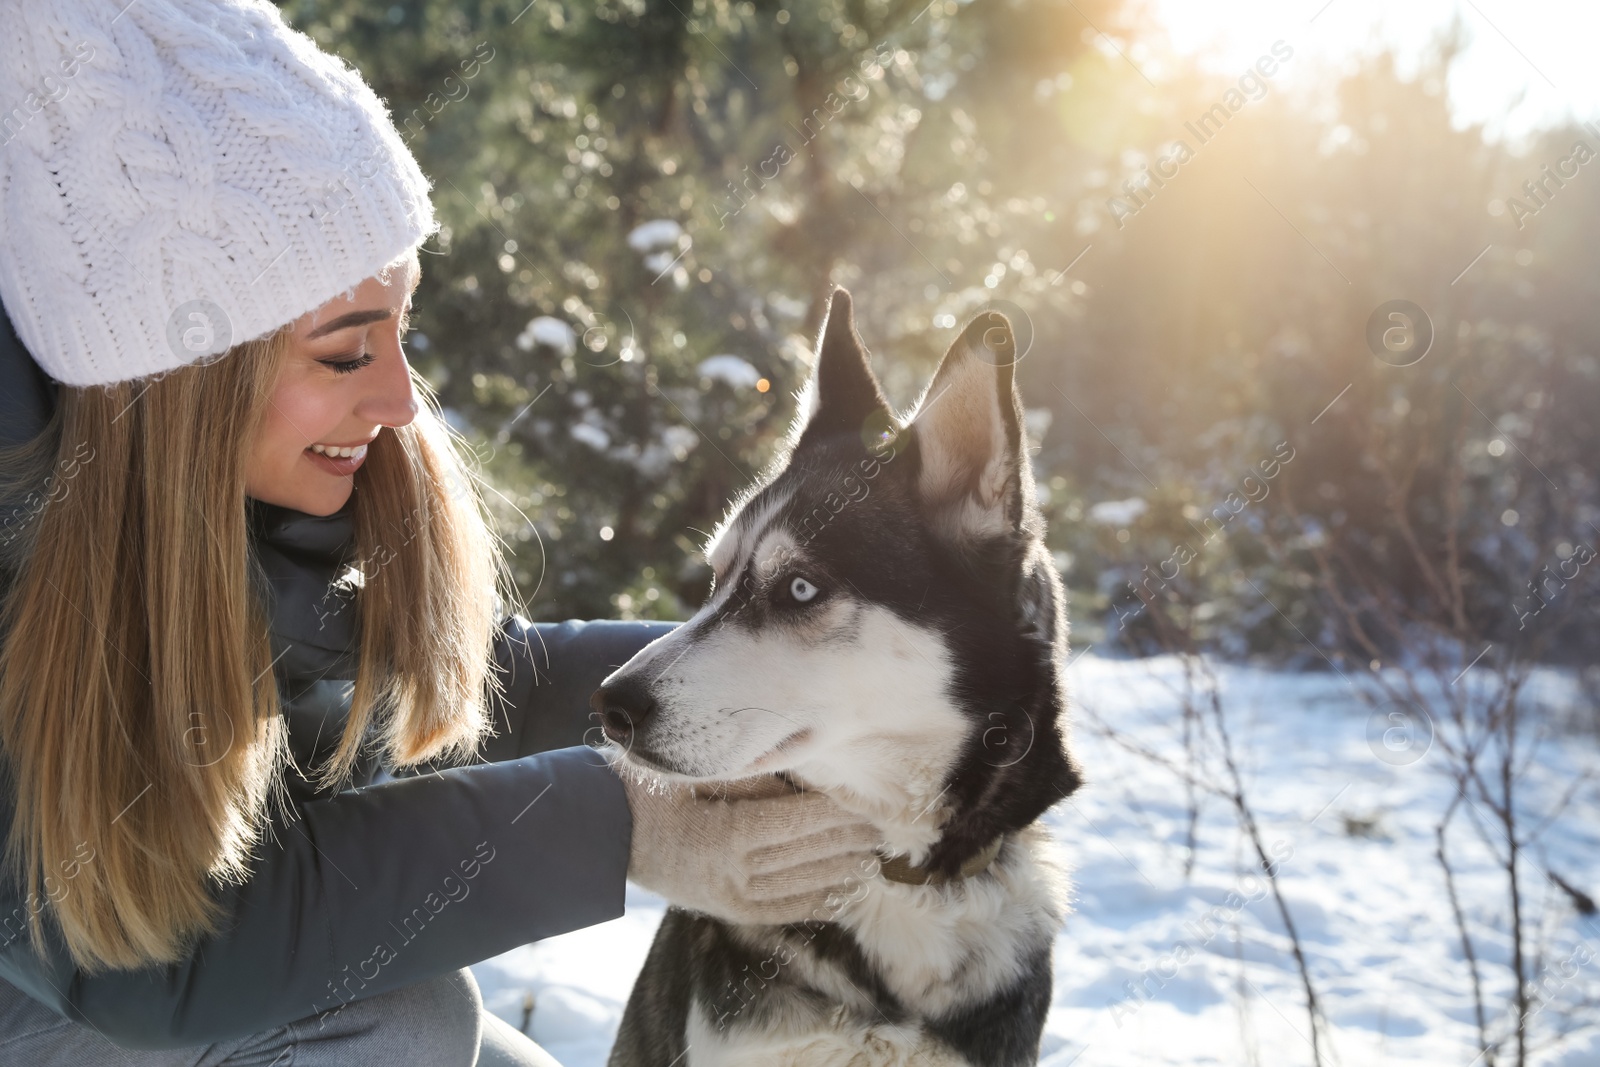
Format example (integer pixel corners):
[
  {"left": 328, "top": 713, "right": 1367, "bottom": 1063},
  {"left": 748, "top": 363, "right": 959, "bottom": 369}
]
[{"left": 0, "top": 2, "right": 881, "bottom": 1064}]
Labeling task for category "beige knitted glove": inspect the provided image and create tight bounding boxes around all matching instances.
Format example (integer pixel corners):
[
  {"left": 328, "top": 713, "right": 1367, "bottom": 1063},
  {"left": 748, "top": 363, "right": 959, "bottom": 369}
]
[{"left": 620, "top": 771, "right": 885, "bottom": 925}]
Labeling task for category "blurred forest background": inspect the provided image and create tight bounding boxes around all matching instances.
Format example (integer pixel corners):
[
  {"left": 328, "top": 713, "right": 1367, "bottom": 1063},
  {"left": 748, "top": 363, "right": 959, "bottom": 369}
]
[{"left": 277, "top": 0, "right": 1600, "bottom": 681}]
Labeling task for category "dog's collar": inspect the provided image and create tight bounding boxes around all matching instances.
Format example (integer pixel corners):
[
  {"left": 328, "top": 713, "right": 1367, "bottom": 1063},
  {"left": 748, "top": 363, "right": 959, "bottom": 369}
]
[{"left": 877, "top": 835, "right": 1006, "bottom": 886}]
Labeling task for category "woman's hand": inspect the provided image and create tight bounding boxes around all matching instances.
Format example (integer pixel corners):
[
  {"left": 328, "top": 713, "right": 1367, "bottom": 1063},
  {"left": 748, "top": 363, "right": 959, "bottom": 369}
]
[{"left": 619, "top": 770, "right": 884, "bottom": 925}]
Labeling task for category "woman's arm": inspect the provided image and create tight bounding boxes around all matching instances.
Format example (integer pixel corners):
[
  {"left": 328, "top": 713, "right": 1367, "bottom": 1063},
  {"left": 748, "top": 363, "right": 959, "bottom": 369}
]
[
  {"left": 477, "top": 616, "right": 678, "bottom": 763},
  {"left": 0, "top": 743, "right": 632, "bottom": 1050},
  {"left": 0, "top": 613, "right": 672, "bottom": 1049}
]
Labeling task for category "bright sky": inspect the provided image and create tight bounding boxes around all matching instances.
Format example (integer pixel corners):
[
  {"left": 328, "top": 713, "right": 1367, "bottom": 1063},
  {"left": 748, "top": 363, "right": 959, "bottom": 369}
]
[{"left": 1133, "top": 0, "right": 1600, "bottom": 144}]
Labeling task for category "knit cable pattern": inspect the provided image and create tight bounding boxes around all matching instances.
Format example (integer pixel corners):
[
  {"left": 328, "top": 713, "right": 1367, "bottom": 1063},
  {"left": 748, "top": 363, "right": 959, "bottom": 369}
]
[{"left": 0, "top": 0, "right": 438, "bottom": 387}]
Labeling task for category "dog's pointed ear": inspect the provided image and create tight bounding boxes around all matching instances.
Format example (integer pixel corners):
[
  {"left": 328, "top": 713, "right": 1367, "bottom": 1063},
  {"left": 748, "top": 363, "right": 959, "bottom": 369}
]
[
  {"left": 907, "top": 310, "right": 1032, "bottom": 538},
  {"left": 791, "top": 288, "right": 892, "bottom": 450}
]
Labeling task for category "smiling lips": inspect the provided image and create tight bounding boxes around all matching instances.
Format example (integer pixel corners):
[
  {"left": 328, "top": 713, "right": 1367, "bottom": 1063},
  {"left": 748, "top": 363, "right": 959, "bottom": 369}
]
[
  {"left": 309, "top": 441, "right": 368, "bottom": 459},
  {"left": 304, "top": 432, "right": 377, "bottom": 474},
  {"left": 304, "top": 440, "right": 370, "bottom": 475}
]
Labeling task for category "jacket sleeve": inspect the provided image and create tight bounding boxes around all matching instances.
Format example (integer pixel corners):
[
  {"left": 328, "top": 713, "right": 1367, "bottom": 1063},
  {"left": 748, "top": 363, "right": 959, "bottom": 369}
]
[
  {"left": 475, "top": 615, "right": 679, "bottom": 764},
  {"left": 0, "top": 617, "right": 674, "bottom": 1049}
]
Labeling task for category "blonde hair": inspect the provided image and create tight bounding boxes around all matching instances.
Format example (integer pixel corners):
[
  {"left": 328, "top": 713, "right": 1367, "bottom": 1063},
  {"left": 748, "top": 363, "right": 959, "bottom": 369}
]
[{"left": 0, "top": 327, "right": 511, "bottom": 971}]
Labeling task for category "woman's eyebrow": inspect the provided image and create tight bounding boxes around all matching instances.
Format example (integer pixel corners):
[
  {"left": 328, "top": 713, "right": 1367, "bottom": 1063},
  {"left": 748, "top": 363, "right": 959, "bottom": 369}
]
[{"left": 307, "top": 307, "right": 393, "bottom": 338}]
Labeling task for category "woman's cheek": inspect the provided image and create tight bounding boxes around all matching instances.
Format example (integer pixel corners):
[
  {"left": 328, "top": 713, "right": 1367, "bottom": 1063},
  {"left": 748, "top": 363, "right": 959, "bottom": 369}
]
[
  {"left": 252, "top": 377, "right": 335, "bottom": 487},
  {"left": 274, "top": 373, "right": 347, "bottom": 449}
]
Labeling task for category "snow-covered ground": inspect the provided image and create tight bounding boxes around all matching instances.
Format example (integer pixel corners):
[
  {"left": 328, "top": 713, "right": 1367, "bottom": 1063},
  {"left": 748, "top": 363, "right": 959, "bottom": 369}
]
[{"left": 472, "top": 654, "right": 1600, "bottom": 1066}]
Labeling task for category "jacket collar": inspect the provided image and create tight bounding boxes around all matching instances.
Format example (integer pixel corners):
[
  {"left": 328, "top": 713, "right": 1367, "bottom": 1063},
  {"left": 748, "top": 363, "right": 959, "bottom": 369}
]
[
  {"left": 246, "top": 494, "right": 358, "bottom": 562},
  {"left": 0, "top": 303, "right": 57, "bottom": 451},
  {"left": 247, "top": 495, "right": 361, "bottom": 674}
]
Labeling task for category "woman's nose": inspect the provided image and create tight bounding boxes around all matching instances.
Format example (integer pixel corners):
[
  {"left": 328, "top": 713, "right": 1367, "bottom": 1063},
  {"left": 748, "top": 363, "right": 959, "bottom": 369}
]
[{"left": 356, "top": 333, "right": 418, "bottom": 429}]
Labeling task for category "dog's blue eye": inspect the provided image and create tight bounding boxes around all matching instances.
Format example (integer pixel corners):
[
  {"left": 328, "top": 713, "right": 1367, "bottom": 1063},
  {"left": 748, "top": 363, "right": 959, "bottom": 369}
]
[{"left": 789, "top": 577, "right": 819, "bottom": 603}]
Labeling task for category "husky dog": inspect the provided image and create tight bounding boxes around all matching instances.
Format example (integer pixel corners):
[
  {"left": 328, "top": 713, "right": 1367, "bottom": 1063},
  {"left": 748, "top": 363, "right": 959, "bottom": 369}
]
[{"left": 596, "top": 288, "right": 1083, "bottom": 1067}]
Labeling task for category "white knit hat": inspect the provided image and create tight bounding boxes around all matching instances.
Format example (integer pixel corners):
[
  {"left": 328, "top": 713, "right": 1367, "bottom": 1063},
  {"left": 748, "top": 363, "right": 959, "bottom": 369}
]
[{"left": 0, "top": 0, "right": 438, "bottom": 387}]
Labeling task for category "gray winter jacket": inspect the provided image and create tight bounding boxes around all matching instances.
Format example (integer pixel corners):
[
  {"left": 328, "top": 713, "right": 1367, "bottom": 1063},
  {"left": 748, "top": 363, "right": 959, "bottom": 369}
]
[{"left": 0, "top": 310, "right": 674, "bottom": 1049}]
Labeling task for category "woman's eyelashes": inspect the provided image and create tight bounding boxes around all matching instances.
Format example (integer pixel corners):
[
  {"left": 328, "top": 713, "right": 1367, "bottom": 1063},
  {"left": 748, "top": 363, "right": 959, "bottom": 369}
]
[
  {"left": 318, "top": 310, "right": 411, "bottom": 374},
  {"left": 320, "top": 350, "right": 376, "bottom": 374}
]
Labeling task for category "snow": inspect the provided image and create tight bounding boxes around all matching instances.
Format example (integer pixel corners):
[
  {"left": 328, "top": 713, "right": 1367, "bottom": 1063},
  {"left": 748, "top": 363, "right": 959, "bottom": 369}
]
[
  {"left": 626, "top": 219, "right": 683, "bottom": 252},
  {"left": 472, "top": 655, "right": 1600, "bottom": 1066},
  {"left": 696, "top": 354, "right": 762, "bottom": 389},
  {"left": 518, "top": 317, "right": 577, "bottom": 355},
  {"left": 767, "top": 292, "right": 808, "bottom": 320},
  {"left": 641, "top": 249, "right": 682, "bottom": 276},
  {"left": 660, "top": 425, "right": 697, "bottom": 456},
  {"left": 634, "top": 425, "right": 700, "bottom": 477},
  {"left": 569, "top": 422, "right": 610, "bottom": 451},
  {"left": 1088, "top": 497, "right": 1149, "bottom": 526}
]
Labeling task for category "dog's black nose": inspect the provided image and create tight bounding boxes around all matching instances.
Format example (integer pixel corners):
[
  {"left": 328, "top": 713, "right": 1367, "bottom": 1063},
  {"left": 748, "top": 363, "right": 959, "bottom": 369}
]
[{"left": 590, "top": 678, "right": 657, "bottom": 743}]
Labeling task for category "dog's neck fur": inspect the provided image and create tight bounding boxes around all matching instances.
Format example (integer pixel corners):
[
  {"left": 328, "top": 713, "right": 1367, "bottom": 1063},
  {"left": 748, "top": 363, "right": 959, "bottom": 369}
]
[{"left": 723, "top": 820, "right": 1071, "bottom": 1030}]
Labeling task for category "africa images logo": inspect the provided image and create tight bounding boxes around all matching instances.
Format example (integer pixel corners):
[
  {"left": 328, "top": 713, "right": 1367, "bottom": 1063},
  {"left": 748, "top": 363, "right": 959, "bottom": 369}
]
[
  {"left": 165, "top": 299, "right": 234, "bottom": 362},
  {"left": 1365, "top": 299, "right": 1433, "bottom": 367}
]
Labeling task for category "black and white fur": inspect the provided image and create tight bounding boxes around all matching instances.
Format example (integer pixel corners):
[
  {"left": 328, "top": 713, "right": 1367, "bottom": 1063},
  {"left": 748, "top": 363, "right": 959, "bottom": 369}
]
[{"left": 596, "top": 289, "right": 1084, "bottom": 1067}]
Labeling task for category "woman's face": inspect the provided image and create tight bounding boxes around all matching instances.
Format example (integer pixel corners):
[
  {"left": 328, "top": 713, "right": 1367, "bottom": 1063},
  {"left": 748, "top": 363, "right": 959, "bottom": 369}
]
[{"left": 244, "top": 253, "right": 421, "bottom": 516}]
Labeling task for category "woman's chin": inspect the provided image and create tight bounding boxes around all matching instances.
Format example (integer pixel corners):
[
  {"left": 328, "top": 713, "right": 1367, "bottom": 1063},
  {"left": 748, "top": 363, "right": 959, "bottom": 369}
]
[{"left": 247, "top": 479, "right": 354, "bottom": 517}]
